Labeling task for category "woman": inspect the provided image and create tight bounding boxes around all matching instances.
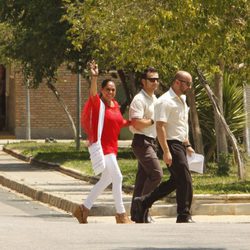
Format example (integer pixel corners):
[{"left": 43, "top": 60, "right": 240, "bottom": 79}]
[{"left": 73, "top": 61, "right": 132, "bottom": 224}]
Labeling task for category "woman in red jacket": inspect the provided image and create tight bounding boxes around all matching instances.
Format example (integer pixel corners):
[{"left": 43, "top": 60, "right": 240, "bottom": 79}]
[{"left": 73, "top": 61, "right": 131, "bottom": 224}]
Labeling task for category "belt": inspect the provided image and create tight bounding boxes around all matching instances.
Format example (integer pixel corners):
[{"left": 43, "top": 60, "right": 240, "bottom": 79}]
[{"left": 167, "top": 139, "right": 185, "bottom": 145}]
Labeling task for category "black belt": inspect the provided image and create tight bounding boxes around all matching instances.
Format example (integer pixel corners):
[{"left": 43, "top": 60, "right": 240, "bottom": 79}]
[{"left": 167, "top": 139, "right": 185, "bottom": 145}]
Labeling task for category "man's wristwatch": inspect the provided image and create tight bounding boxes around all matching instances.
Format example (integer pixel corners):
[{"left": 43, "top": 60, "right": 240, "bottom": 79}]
[{"left": 185, "top": 144, "right": 192, "bottom": 148}]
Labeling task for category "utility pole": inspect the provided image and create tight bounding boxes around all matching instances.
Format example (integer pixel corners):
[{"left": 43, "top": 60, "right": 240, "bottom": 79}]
[
  {"left": 26, "top": 79, "right": 31, "bottom": 140},
  {"left": 76, "top": 60, "right": 82, "bottom": 150}
]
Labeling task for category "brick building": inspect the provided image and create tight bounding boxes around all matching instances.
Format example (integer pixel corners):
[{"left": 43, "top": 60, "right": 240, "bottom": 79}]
[
  {"left": 0, "top": 63, "right": 249, "bottom": 148},
  {"left": 0, "top": 64, "right": 131, "bottom": 139}
]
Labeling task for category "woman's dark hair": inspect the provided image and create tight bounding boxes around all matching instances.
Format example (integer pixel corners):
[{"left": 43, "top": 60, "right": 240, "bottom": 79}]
[
  {"left": 141, "top": 67, "right": 158, "bottom": 79},
  {"left": 101, "top": 79, "right": 113, "bottom": 88}
]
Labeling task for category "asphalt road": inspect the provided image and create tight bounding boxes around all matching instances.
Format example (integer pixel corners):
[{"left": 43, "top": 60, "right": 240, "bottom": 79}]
[
  {"left": 1, "top": 141, "right": 250, "bottom": 250},
  {"left": 1, "top": 185, "right": 250, "bottom": 250}
]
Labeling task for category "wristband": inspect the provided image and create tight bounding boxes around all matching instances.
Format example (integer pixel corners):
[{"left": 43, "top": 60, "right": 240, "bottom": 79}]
[
  {"left": 150, "top": 119, "right": 154, "bottom": 125},
  {"left": 185, "top": 144, "right": 192, "bottom": 148}
]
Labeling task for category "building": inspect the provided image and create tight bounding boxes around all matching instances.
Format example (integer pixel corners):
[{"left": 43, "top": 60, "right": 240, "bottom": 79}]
[{"left": 0, "top": 64, "right": 131, "bottom": 140}]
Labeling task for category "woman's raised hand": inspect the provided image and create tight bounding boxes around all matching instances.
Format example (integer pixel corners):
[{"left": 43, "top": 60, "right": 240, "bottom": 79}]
[
  {"left": 88, "top": 60, "right": 98, "bottom": 77},
  {"left": 88, "top": 60, "right": 98, "bottom": 96}
]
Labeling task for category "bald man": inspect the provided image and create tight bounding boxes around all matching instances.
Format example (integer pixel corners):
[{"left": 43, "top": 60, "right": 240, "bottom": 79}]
[{"left": 134, "top": 71, "right": 195, "bottom": 223}]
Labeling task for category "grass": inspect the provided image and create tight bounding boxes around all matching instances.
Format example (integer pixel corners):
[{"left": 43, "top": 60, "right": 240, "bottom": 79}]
[{"left": 4, "top": 141, "right": 250, "bottom": 194}]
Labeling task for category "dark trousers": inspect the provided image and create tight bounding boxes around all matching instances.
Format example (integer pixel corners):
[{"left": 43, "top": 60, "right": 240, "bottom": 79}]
[
  {"left": 130, "top": 134, "right": 163, "bottom": 218},
  {"left": 143, "top": 140, "right": 193, "bottom": 216}
]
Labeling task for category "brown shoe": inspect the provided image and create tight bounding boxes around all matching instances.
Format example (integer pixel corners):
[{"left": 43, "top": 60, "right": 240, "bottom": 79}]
[
  {"left": 115, "top": 213, "right": 133, "bottom": 224},
  {"left": 73, "top": 204, "right": 89, "bottom": 224}
]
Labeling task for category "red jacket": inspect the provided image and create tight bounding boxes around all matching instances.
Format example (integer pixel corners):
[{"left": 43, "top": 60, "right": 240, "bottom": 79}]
[{"left": 81, "top": 94, "right": 129, "bottom": 155}]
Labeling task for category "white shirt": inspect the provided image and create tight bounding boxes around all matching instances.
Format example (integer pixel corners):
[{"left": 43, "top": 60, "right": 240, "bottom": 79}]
[
  {"left": 155, "top": 87, "right": 189, "bottom": 142},
  {"left": 129, "top": 89, "right": 157, "bottom": 138}
]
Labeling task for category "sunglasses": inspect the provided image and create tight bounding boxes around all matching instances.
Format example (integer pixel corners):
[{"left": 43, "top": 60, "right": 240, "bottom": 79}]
[
  {"left": 146, "top": 78, "right": 159, "bottom": 83},
  {"left": 178, "top": 79, "right": 192, "bottom": 87}
]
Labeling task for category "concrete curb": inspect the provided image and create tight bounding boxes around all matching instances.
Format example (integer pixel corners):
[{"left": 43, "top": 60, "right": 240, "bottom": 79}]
[
  {"left": 0, "top": 172, "right": 128, "bottom": 216},
  {"left": 1, "top": 147, "right": 133, "bottom": 216},
  {"left": 2, "top": 147, "right": 134, "bottom": 193},
  {"left": 1, "top": 146, "right": 250, "bottom": 216},
  {"left": 0, "top": 174, "right": 77, "bottom": 214}
]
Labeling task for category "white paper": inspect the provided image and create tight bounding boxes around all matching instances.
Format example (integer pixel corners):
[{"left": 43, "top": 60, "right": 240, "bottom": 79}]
[
  {"left": 187, "top": 153, "right": 204, "bottom": 174},
  {"left": 88, "top": 140, "right": 105, "bottom": 175}
]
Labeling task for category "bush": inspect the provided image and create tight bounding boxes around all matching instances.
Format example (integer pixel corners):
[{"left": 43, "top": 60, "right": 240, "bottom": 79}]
[{"left": 217, "top": 153, "right": 233, "bottom": 176}]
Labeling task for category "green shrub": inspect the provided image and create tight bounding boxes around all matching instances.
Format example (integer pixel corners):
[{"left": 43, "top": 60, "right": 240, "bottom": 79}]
[{"left": 217, "top": 153, "right": 233, "bottom": 176}]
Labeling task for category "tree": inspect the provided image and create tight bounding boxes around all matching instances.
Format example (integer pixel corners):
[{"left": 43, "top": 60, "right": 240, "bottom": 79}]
[
  {"left": 0, "top": 22, "right": 13, "bottom": 64},
  {"left": 0, "top": 0, "right": 79, "bottom": 138},
  {"left": 63, "top": 0, "right": 206, "bottom": 154},
  {"left": 197, "top": 68, "right": 245, "bottom": 180},
  {"left": 1, "top": 0, "right": 249, "bottom": 173},
  {"left": 193, "top": 1, "right": 249, "bottom": 177},
  {"left": 0, "top": 0, "right": 74, "bottom": 84},
  {"left": 64, "top": 0, "right": 249, "bottom": 178},
  {"left": 194, "top": 1, "right": 249, "bottom": 163}
]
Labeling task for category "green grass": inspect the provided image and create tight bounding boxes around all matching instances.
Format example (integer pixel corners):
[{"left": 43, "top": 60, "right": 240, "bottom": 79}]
[{"left": 4, "top": 141, "right": 250, "bottom": 194}]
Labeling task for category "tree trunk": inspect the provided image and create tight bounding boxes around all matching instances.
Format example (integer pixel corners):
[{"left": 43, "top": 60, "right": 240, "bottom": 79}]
[
  {"left": 214, "top": 60, "right": 228, "bottom": 161},
  {"left": 197, "top": 68, "right": 245, "bottom": 180},
  {"left": 117, "top": 70, "right": 137, "bottom": 114},
  {"left": 187, "top": 88, "right": 204, "bottom": 155},
  {"left": 46, "top": 81, "right": 77, "bottom": 139},
  {"left": 243, "top": 85, "right": 250, "bottom": 156},
  {"left": 206, "top": 144, "right": 216, "bottom": 163}
]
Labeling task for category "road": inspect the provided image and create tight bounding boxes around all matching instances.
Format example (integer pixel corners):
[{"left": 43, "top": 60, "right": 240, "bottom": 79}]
[{"left": 1, "top": 185, "right": 250, "bottom": 250}]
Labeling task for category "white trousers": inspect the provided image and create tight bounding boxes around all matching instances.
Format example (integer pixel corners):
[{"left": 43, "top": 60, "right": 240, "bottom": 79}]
[{"left": 83, "top": 153, "right": 126, "bottom": 214}]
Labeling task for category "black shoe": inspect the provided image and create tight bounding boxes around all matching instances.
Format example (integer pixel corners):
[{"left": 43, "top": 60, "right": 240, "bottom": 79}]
[
  {"left": 130, "top": 214, "right": 137, "bottom": 222},
  {"left": 134, "top": 197, "right": 147, "bottom": 223},
  {"left": 176, "top": 215, "right": 195, "bottom": 223},
  {"left": 130, "top": 207, "right": 137, "bottom": 222},
  {"left": 144, "top": 210, "right": 155, "bottom": 223}
]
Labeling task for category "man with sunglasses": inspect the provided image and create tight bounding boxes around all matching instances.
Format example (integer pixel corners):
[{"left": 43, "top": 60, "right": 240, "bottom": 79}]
[
  {"left": 134, "top": 70, "right": 195, "bottom": 223},
  {"left": 129, "top": 67, "right": 163, "bottom": 223}
]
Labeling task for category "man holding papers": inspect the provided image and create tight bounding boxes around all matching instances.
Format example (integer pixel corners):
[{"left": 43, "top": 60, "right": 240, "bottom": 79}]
[{"left": 134, "top": 70, "right": 196, "bottom": 223}]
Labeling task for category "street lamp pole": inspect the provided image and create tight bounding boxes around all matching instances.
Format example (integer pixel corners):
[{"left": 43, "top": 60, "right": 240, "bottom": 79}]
[
  {"left": 76, "top": 61, "right": 82, "bottom": 150},
  {"left": 26, "top": 79, "right": 31, "bottom": 140}
]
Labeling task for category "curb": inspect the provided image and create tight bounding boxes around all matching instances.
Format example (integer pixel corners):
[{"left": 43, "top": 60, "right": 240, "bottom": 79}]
[
  {"left": 2, "top": 147, "right": 134, "bottom": 193},
  {"left": 1, "top": 147, "right": 134, "bottom": 216},
  {"left": 0, "top": 174, "right": 77, "bottom": 214},
  {"left": 2, "top": 146, "right": 250, "bottom": 216},
  {"left": 0, "top": 166, "right": 118, "bottom": 216}
]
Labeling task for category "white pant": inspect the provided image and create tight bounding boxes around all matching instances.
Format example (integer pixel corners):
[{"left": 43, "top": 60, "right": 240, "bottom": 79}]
[{"left": 83, "top": 153, "right": 126, "bottom": 214}]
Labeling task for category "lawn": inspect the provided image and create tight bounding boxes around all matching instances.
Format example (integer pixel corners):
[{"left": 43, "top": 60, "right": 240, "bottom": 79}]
[{"left": 4, "top": 141, "right": 250, "bottom": 194}]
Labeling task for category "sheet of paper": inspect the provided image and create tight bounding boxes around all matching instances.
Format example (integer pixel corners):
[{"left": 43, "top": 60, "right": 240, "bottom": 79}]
[{"left": 187, "top": 153, "right": 204, "bottom": 174}]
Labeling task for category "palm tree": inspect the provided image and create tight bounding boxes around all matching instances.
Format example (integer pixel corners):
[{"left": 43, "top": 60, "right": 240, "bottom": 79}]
[{"left": 194, "top": 72, "right": 245, "bottom": 174}]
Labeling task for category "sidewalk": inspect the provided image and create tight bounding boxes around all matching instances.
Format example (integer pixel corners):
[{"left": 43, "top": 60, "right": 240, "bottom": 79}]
[{"left": 1, "top": 142, "right": 250, "bottom": 220}]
